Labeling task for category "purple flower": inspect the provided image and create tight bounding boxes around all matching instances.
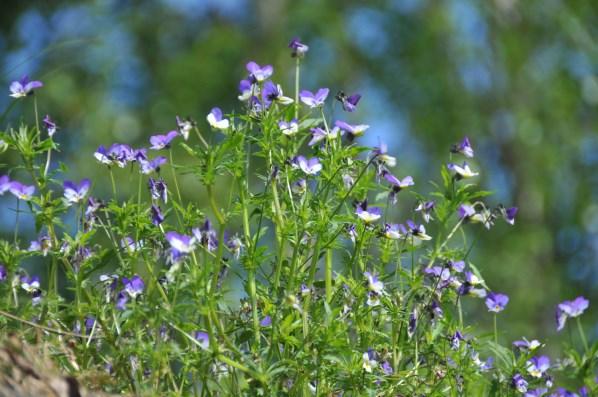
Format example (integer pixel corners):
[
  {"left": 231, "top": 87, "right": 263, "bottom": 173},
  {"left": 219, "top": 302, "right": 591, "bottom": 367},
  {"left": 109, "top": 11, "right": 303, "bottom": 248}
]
[
  {"left": 415, "top": 201, "right": 435, "bottom": 223},
  {"left": 408, "top": 308, "right": 417, "bottom": 338},
  {"left": 0, "top": 175, "right": 10, "bottom": 195},
  {"left": 364, "top": 272, "right": 384, "bottom": 294},
  {"left": 165, "top": 232, "right": 196, "bottom": 254},
  {"left": 151, "top": 205, "right": 164, "bottom": 225},
  {"left": 289, "top": 37, "right": 309, "bottom": 58},
  {"left": 140, "top": 156, "right": 167, "bottom": 174},
  {"left": 246, "top": 61, "right": 273, "bottom": 83},
  {"left": 116, "top": 290, "right": 128, "bottom": 310},
  {"left": 32, "top": 289, "right": 42, "bottom": 305},
  {"left": 449, "top": 260, "right": 465, "bottom": 272},
  {"left": 148, "top": 177, "right": 168, "bottom": 203},
  {"left": 192, "top": 219, "right": 218, "bottom": 252},
  {"left": 355, "top": 200, "right": 382, "bottom": 223},
  {"left": 336, "top": 91, "right": 361, "bottom": 112},
  {"left": 334, "top": 120, "right": 369, "bottom": 139},
  {"left": 121, "top": 236, "right": 143, "bottom": 253},
  {"left": 262, "top": 81, "right": 293, "bottom": 106},
  {"left": 459, "top": 204, "right": 495, "bottom": 229},
  {"left": 21, "top": 275, "right": 40, "bottom": 292},
  {"left": 63, "top": 179, "right": 91, "bottom": 205},
  {"left": 383, "top": 223, "right": 407, "bottom": 240},
  {"left": 524, "top": 388, "right": 548, "bottom": 397},
  {"left": 406, "top": 220, "right": 432, "bottom": 241},
  {"left": 450, "top": 137, "right": 474, "bottom": 158},
  {"left": 85, "top": 316, "right": 96, "bottom": 334},
  {"left": 499, "top": 205, "right": 518, "bottom": 225},
  {"left": 513, "top": 338, "right": 542, "bottom": 351},
  {"left": 0, "top": 265, "right": 5, "bottom": 281},
  {"left": 447, "top": 162, "right": 479, "bottom": 179},
  {"left": 227, "top": 234, "right": 244, "bottom": 259},
  {"left": 485, "top": 292, "right": 509, "bottom": 313},
  {"left": 307, "top": 126, "right": 340, "bottom": 146},
  {"left": 512, "top": 374, "right": 528, "bottom": 393},
  {"left": 123, "top": 275, "right": 145, "bottom": 298},
  {"left": 556, "top": 296, "right": 589, "bottom": 331},
  {"left": 176, "top": 116, "right": 195, "bottom": 140},
  {"left": 382, "top": 170, "right": 413, "bottom": 204},
  {"left": 550, "top": 389, "right": 578, "bottom": 397},
  {"left": 372, "top": 139, "right": 397, "bottom": 167},
  {"left": 43, "top": 115, "right": 58, "bottom": 137},
  {"left": 9, "top": 75, "right": 43, "bottom": 98},
  {"left": 8, "top": 181, "right": 35, "bottom": 200},
  {"left": 526, "top": 356, "right": 550, "bottom": 378},
  {"left": 238, "top": 79, "right": 254, "bottom": 102},
  {"left": 362, "top": 350, "right": 378, "bottom": 373},
  {"left": 450, "top": 331, "right": 465, "bottom": 350},
  {"left": 292, "top": 156, "right": 322, "bottom": 175},
  {"left": 150, "top": 130, "right": 178, "bottom": 150},
  {"left": 260, "top": 315, "right": 272, "bottom": 327},
  {"left": 278, "top": 119, "right": 299, "bottom": 136},
  {"left": 194, "top": 331, "right": 210, "bottom": 350},
  {"left": 299, "top": 88, "right": 329, "bottom": 108},
  {"left": 381, "top": 361, "right": 393, "bottom": 375},
  {"left": 458, "top": 204, "right": 476, "bottom": 220},
  {"left": 206, "top": 107, "right": 230, "bottom": 130},
  {"left": 94, "top": 145, "right": 111, "bottom": 165}
]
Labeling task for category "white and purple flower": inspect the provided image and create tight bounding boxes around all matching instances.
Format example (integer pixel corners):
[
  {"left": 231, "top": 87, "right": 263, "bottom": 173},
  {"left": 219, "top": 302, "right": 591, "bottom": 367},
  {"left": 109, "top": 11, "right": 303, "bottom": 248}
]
[
  {"left": 206, "top": 107, "right": 230, "bottom": 130},
  {"left": 150, "top": 130, "right": 178, "bottom": 150},
  {"left": 292, "top": 156, "right": 322, "bottom": 175},
  {"left": 9, "top": 75, "right": 43, "bottom": 98},
  {"left": 300, "top": 88, "right": 329, "bottom": 108},
  {"left": 334, "top": 120, "right": 369, "bottom": 139},
  {"left": 278, "top": 119, "right": 299, "bottom": 136},
  {"left": 43, "top": 115, "right": 58, "bottom": 137},
  {"left": 8, "top": 181, "right": 35, "bottom": 201},
  {"left": 355, "top": 200, "right": 382, "bottom": 223},
  {"left": 485, "top": 292, "right": 509, "bottom": 313},
  {"left": 165, "top": 232, "right": 196, "bottom": 254},
  {"left": 289, "top": 37, "right": 309, "bottom": 58},
  {"left": 556, "top": 296, "right": 589, "bottom": 331},
  {"left": 526, "top": 355, "right": 550, "bottom": 378},
  {"left": 336, "top": 91, "right": 361, "bottom": 112},
  {"left": 63, "top": 179, "right": 91, "bottom": 205},
  {"left": 246, "top": 61, "right": 273, "bottom": 83},
  {"left": 447, "top": 162, "right": 479, "bottom": 179},
  {"left": 450, "top": 136, "right": 474, "bottom": 158}
]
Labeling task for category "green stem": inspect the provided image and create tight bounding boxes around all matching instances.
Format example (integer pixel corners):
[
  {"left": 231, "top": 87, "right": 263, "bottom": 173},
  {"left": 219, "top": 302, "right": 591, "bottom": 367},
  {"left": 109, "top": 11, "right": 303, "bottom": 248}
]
[
  {"left": 13, "top": 199, "right": 19, "bottom": 246},
  {"left": 325, "top": 248, "right": 332, "bottom": 303},
  {"left": 576, "top": 316, "right": 589, "bottom": 353},
  {"left": 109, "top": 168, "right": 117, "bottom": 198},
  {"left": 493, "top": 314, "right": 498, "bottom": 344},
  {"left": 294, "top": 58, "right": 300, "bottom": 120}
]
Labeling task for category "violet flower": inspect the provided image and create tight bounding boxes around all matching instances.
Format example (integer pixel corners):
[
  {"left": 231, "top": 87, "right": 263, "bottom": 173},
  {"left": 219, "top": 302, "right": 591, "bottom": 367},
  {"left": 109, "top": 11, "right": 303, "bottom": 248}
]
[
  {"left": 336, "top": 91, "right": 361, "bottom": 112},
  {"left": 123, "top": 275, "right": 145, "bottom": 298},
  {"left": 278, "top": 119, "right": 299, "bottom": 136},
  {"left": 165, "top": 232, "right": 196, "bottom": 254},
  {"left": 176, "top": 116, "right": 195, "bottom": 140},
  {"left": 0, "top": 175, "right": 10, "bottom": 195},
  {"left": 526, "top": 356, "right": 550, "bottom": 378},
  {"left": 485, "top": 292, "right": 509, "bottom": 313},
  {"left": 447, "top": 162, "right": 479, "bottom": 179},
  {"left": 362, "top": 350, "right": 378, "bottom": 373},
  {"left": 300, "top": 88, "right": 329, "bottom": 108},
  {"left": 21, "top": 275, "right": 40, "bottom": 293},
  {"left": 383, "top": 223, "right": 406, "bottom": 240},
  {"left": 372, "top": 139, "right": 396, "bottom": 167},
  {"left": 406, "top": 220, "right": 432, "bottom": 241},
  {"left": 140, "top": 156, "right": 167, "bottom": 174},
  {"left": 43, "top": 115, "right": 58, "bottom": 137},
  {"left": 227, "top": 234, "right": 244, "bottom": 259},
  {"left": 307, "top": 126, "right": 340, "bottom": 146},
  {"left": 116, "top": 291, "right": 128, "bottom": 310},
  {"left": 499, "top": 205, "right": 518, "bottom": 225},
  {"left": 512, "top": 374, "right": 528, "bottom": 393},
  {"left": 260, "top": 315, "right": 272, "bottom": 327},
  {"left": 415, "top": 201, "right": 435, "bottom": 223},
  {"left": 292, "top": 155, "right": 322, "bottom": 175},
  {"left": 151, "top": 205, "right": 164, "bottom": 226},
  {"left": 364, "top": 272, "right": 384, "bottom": 294},
  {"left": 382, "top": 170, "right": 413, "bottom": 204},
  {"left": 246, "top": 61, "right": 273, "bottom": 83},
  {"left": 289, "top": 37, "right": 309, "bottom": 58},
  {"left": 9, "top": 75, "right": 43, "bottom": 98},
  {"left": 450, "top": 331, "right": 465, "bottom": 350},
  {"left": 513, "top": 338, "right": 542, "bottom": 351},
  {"left": 238, "top": 79, "right": 254, "bottom": 102},
  {"left": 355, "top": 200, "right": 382, "bottom": 223},
  {"left": 450, "top": 137, "right": 474, "bottom": 158},
  {"left": 262, "top": 81, "right": 293, "bottom": 106},
  {"left": 0, "top": 264, "right": 6, "bottom": 282},
  {"left": 334, "top": 120, "right": 369, "bottom": 139},
  {"left": 63, "top": 178, "right": 91, "bottom": 205},
  {"left": 407, "top": 308, "right": 417, "bottom": 338},
  {"left": 192, "top": 219, "right": 218, "bottom": 252},
  {"left": 206, "top": 107, "right": 230, "bottom": 130},
  {"left": 556, "top": 296, "right": 589, "bottom": 331},
  {"left": 150, "top": 130, "right": 178, "bottom": 150},
  {"left": 8, "top": 181, "right": 35, "bottom": 200},
  {"left": 148, "top": 177, "right": 168, "bottom": 203},
  {"left": 194, "top": 331, "right": 210, "bottom": 350}
]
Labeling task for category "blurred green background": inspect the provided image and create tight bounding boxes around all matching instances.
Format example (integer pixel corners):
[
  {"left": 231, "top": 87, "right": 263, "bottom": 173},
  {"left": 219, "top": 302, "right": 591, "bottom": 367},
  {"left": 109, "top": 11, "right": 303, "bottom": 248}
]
[{"left": 1, "top": 0, "right": 597, "bottom": 349}]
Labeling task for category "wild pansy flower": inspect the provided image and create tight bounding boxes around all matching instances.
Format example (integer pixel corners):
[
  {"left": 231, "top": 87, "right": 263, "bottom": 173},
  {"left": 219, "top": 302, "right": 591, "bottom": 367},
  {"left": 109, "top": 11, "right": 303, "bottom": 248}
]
[
  {"left": 450, "top": 331, "right": 465, "bottom": 350},
  {"left": 0, "top": 175, "right": 10, "bottom": 195},
  {"left": 9, "top": 75, "right": 43, "bottom": 98},
  {"left": 485, "top": 292, "right": 509, "bottom": 313},
  {"left": 346, "top": 224, "right": 357, "bottom": 244},
  {"left": 28, "top": 235, "right": 52, "bottom": 256},
  {"left": 278, "top": 119, "right": 299, "bottom": 136},
  {"left": 260, "top": 315, "right": 272, "bottom": 327},
  {"left": 148, "top": 177, "right": 168, "bottom": 203},
  {"left": 0, "top": 264, "right": 6, "bottom": 282},
  {"left": 512, "top": 374, "right": 528, "bottom": 393},
  {"left": 43, "top": 115, "right": 58, "bottom": 137},
  {"left": 94, "top": 145, "right": 112, "bottom": 165},
  {"left": 334, "top": 120, "right": 369, "bottom": 140},
  {"left": 372, "top": 140, "right": 396, "bottom": 168},
  {"left": 362, "top": 350, "right": 378, "bottom": 373},
  {"left": 524, "top": 389, "right": 548, "bottom": 397},
  {"left": 447, "top": 162, "right": 479, "bottom": 179},
  {"left": 140, "top": 156, "right": 167, "bottom": 174},
  {"left": 291, "top": 178, "right": 307, "bottom": 195},
  {"left": 227, "top": 234, "right": 244, "bottom": 259},
  {"left": 498, "top": 204, "right": 518, "bottom": 225},
  {"left": 262, "top": 81, "right": 293, "bottom": 106},
  {"left": 364, "top": 272, "right": 384, "bottom": 294},
  {"left": 246, "top": 61, "right": 273, "bottom": 83},
  {"left": 449, "top": 260, "right": 465, "bottom": 272},
  {"left": 292, "top": 156, "right": 322, "bottom": 175},
  {"left": 123, "top": 275, "right": 145, "bottom": 298},
  {"left": 450, "top": 137, "right": 474, "bottom": 158},
  {"left": 381, "top": 361, "right": 393, "bottom": 376},
  {"left": 556, "top": 296, "right": 589, "bottom": 331},
  {"left": 32, "top": 289, "right": 42, "bottom": 305},
  {"left": 526, "top": 356, "right": 550, "bottom": 378},
  {"left": 415, "top": 201, "right": 435, "bottom": 223},
  {"left": 382, "top": 170, "right": 414, "bottom": 204},
  {"left": 308, "top": 126, "right": 340, "bottom": 146},
  {"left": 458, "top": 204, "right": 494, "bottom": 229},
  {"left": 206, "top": 107, "right": 230, "bottom": 130},
  {"left": 165, "top": 231, "right": 196, "bottom": 254},
  {"left": 335, "top": 91, "right": 361, "bottom": 112},
  {"left": 193, "top": 219, "right": 218, "bottom": 252},
  {"left": 513, "top": 338, "right": 542, "bottom": 351},
  {"left": 383, "top": 223, "right": 407, "bottom": 240},
  {"left": 238, "top": 79, "right": 254, "bottom": 102},
  {"left": 150, "top": 130, "right": 178, "bottom": 150},
  {"left": 115, "top": 291, "right": 128, "bottom": 310},
  {"left": 8, "top": 181, "right": 35, "bottom": 200},
  {"left": 63, "top": 178, "right": 91, "bottom": 205},
  {"left": 355, "top": 200, "right": 382, "bottom": 223},
  {"left": 151, "top": 205, "right": 165, "bottom": 226},
  {"left": 121, "top": 237, "right": 143, "bottom": 253},
  {"left": 21, "top": 275, "right": 40, "bottom": 293},
  {"left": 176, "top": 116, "right": 195, "bottom": 140},
  {"left": 194, "top": 331, "right": 210, "bottom": 350},
  {"left": 300, "top": 88, "right": 329, "bottom": 108},
  {"left": 342, "top": 173, "right": 354, "bottom": 189},
  {"left": 408, "top": 308, "right": 417, "bottom": 338},
  {"left": 289, "top": 37, "right": 309, "bottom": 58},
  {"left": 405, "top": 220, "right": 432, "bottom": 241}
]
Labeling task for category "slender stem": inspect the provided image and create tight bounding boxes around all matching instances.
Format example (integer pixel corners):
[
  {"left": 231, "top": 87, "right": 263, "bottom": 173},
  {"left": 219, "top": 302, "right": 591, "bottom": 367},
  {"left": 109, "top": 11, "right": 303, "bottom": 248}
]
[
  {"left": 575, "top": 317, "right": 589, "bottom": 353},
  {"left": 325, "top": 248, "right": 332, "bottom": 303},
  {"left": 33, "top": 96, "right": 40, "bottom": 141},
  {"left": 13, "top": 199, "right": 20, "bottom": 246},
  {"left": 493, "top": 314, "right": 498, "bottom": 344},
  {"left": 294, "top": 58, "right": 300, "bottom": 120},
  {"left": 109, "top": 168, "right": 117, "bottom": 197},
  {"left": 43, "top": 147, "right": 52, "bottom": 178}
]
